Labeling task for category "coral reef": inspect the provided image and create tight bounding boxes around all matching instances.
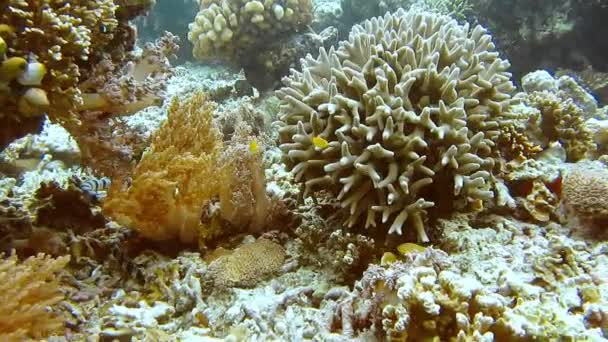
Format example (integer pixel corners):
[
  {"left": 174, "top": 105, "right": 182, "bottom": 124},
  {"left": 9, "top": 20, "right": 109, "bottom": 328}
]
[
  {"left": 277, "top": 9, "right": 515, "bottom": 242},
  {"left": 103, "top": 92, "right": 273, "bottom": 246},
  {"left": 563, "top": 164, "right": 608, "bottom": 221},
  {"left": 0, "top": 0, "right": 172, "bottom": 173},
  {"left": 1, "top": 5, "right": 607, "bottom": 340},
  {"left": 0, "top": 253, "right": 69, "bottom": 340},
  {"left": 188, "top": 0, "right": 313, "bottom": 62},
  {"left": 333, "top": 215, "right": 608, "bottom": 340},
  {"left": 470, "top": 0, "right": 608, "bottom": 79},
  {"left": 292, "top": 199, "right": 377, "bottom": 283}
]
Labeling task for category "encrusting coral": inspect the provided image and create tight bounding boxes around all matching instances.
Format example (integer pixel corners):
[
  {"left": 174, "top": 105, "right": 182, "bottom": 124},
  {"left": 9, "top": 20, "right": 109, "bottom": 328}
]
[
  {"left": 563, "top": 164, "right": 608, "bottom": 221},
  {"left": 0, "top": 253, "right": 70, "bottom": 340},
  {"left": 206, "top": 238, "right": 286, "bottom": 288},
  {"left": 276, "top": 9, "right": 515, "bottom": 242},
  {"left": 188, "top": 0, "right": 312, "bottom": 62}
]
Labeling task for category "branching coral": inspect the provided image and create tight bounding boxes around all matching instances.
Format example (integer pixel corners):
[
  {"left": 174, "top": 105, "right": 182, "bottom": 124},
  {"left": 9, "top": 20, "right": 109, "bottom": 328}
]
[
  {"left": 276, "top": 10, "right": 515, "bottom": 242},
  {"left": 0, "top": 253, "right": 69, "bottom": 340},
  {"left": 187, "top": 0, "right": 312, "bottom": 62},
  {"left": 522, "top": 90, "right": 596, "bottom": 162}
]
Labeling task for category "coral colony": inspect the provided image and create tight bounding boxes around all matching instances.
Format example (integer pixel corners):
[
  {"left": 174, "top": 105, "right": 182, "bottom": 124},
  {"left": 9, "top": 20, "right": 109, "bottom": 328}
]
[{"left": 0, "top": 0, "right": 607, "bottom": 340}]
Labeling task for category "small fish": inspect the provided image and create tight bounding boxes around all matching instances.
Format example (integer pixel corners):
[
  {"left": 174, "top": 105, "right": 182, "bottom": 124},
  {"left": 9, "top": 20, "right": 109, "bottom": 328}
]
[
  {"left": 380, "top": 252, "right": 398, "bottom": 266},
  {"left": 249, "top": 139, "right": 259, "bottom": 154},
  {"left": 99, "top": 24, "right": 109, "bottom": 34},
  {"left": 396, "top": 242, "right": 426, "bottom": 256},
  {"left": 312, "top": 136, "right": 329, "bottom": 149},
  {"left": 80, "top": 177, "right": 111, "bottom": 200}
]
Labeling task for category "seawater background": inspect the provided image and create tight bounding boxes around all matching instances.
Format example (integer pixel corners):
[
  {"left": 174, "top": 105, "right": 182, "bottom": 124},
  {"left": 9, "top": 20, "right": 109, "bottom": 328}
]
[{"left": 137, "top": 0, "right": 608, "bottom": 105}]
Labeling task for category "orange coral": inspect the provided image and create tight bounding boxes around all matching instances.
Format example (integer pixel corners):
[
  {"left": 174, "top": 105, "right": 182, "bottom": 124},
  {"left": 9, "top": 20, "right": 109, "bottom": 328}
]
[
  {"left": 103, "top": 92, "right": 222, "bottom": 244},
  {"left": 0, "top": 253, "right": 69, "bottom": 340},
  {"left": 103, "top": 92, "right": 274, "bottom": 246}
]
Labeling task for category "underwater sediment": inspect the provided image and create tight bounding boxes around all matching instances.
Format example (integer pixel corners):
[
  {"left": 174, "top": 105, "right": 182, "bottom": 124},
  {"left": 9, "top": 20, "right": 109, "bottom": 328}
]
[{"left": 0, "top": 0, "right": 607, "bottom": 340}]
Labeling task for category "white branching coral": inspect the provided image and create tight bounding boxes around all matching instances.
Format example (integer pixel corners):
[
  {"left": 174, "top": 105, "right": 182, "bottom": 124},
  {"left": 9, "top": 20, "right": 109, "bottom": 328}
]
[{"left": 276, "top": 10, "right": 515, "bottom": 242}]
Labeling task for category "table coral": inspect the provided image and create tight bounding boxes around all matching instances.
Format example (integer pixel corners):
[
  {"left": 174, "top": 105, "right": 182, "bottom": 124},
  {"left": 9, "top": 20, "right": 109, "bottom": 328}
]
[{"left": 276, "top": 9, "right": 515, "bottom": 242}]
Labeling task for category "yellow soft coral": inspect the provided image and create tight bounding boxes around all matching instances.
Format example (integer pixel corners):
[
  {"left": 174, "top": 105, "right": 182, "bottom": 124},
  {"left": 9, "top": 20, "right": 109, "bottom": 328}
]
[
  {"left": 104, "top": 92, "right": 223, "bottom": 244},
  {"left": 103, "top": 91, "right": 273, "bottom": 246},
  {"left": 0, "top": 253, "right": 69, "bottom": 341}
]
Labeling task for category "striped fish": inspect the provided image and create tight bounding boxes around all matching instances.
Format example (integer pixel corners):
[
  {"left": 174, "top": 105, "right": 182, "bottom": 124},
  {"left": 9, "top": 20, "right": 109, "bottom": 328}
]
[{"left": 79, "top": 177, "right": 111, "bottom": 200}]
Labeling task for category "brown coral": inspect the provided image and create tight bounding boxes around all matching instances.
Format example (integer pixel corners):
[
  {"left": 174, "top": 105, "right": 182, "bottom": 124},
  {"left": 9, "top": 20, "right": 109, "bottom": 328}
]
[
  {"left": 520, "top": 180, "right": 559, "bottom": 222},
  {"left": 207, "top": 238, "right": 286, "bottom": 288},
  {"left": 0, "top": 0, "right": 173, "bottom": 174},
  {"left": 497, "top": 123, "right": 543, "bottom": 160},
  {"left": 524, "top": 91, "right": 596, "bottom": 161},
  {"left": 563, "top": 165, "right": 608, "bottom": 220},
  {"left": 0, "top": 253, "right": 69, "bottom": 340}
]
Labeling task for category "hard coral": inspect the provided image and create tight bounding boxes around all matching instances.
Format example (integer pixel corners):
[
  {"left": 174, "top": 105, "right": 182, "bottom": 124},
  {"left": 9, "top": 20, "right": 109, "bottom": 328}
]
[
  {"left": 188, "top": 0, "right": 312, "bottom": 62},
  {"left": 523, "top": 90, "right": 596, "bottom": 162},
  {"left": 0, "top": 0, "right": 171, "bottom": 161},
  {"left": 207, "top": 238, "right": 286, "bottom": 288},
  {"left": 0, "top": 253, "right": 69, "bottom": 340},
  {"left": 563, "top": 165, "right": 608, "bottom": 221},
  {"left": 64, "top": 32, "right": 180, "bottom": 177},
  {"left": 276, "top": 10, "right": 515, "bottom": 242},
  {"left": 0, "top": 0, "right": 119, "bottom": 123}
]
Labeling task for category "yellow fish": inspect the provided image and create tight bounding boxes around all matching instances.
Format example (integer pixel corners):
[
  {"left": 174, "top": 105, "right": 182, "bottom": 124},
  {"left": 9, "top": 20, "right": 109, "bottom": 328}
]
[
  {"left": 0, "top": 24, "right": 15, "bottom": 35},
  {"left": 380, "top": 252, "right": 398, "bottom": 266},
  {"left": 396, "top": 243, "right": 426, "bottom": 256},
  {"left": 249, "top": 139, "right": 259, "bottom": 154},
  {"left": 312, "top": 136, "right": 329, "bottom": 149}
]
